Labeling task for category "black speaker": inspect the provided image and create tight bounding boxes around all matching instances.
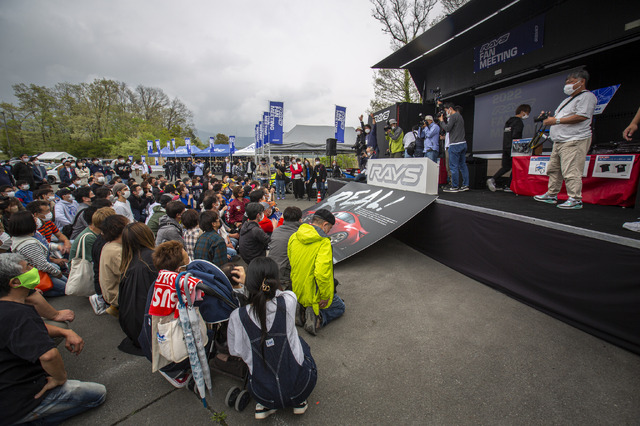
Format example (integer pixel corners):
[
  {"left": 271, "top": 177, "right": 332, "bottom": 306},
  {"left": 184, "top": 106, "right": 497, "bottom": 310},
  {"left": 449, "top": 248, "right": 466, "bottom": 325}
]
[{"left": 326, "top": 138, "right": 337, "bottom": 156}]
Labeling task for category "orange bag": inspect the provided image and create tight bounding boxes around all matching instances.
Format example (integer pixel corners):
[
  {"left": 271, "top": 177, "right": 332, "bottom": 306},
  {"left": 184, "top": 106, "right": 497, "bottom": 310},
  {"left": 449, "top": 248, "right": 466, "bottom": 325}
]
[{"left": 37, "top": 270, "right": 54, "bottom": 292}]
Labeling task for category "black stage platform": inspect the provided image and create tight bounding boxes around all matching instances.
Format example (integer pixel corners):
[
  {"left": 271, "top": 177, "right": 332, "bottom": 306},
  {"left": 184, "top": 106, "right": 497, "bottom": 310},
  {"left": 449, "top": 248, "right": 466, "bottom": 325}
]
[{"left": 327, "top": 179, "right": 640, "bottom": 355}]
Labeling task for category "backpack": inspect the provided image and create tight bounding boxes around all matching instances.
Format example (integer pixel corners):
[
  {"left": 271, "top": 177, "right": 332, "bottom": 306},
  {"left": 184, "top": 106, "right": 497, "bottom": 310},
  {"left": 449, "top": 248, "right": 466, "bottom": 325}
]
[{"left": 61, "top": 210, "right": 83, "bottom": 239}]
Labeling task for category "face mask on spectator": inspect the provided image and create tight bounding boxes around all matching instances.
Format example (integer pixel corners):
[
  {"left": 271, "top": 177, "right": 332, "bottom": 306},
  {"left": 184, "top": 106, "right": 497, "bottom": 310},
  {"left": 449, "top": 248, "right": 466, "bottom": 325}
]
[
  {"left": 21, "top": 157, "right": 28, "bottom": 162},
  {"left": 97, "top": 176, "right": 105, "bottom": 183},
  {"left": 71, "top": 163, "right": 76, "bottom": 167},
  {"left": 123, "top": 190, "right": 131, "bottom": 199},
  {"left": 365, "top": 129, "right": 371, "bottom": 134},
  {"left": 47, "top": 195, "right": 55, "bottom": 201},
  {"left": 13, "top": 267, "right": 40, "bottom": 290},
  {"left": 35, "top": 218, "right": 42, "bottom": 228},
  {"left": 74, "top": 180, "right": 81, "bottom": 186},
  {"left": 20, "top": 184, "right": 29, "bottom": 191},
  {"left": 44, "top": 212, "right": 53, "bottom": 221},
  {"left": 6, "top": 191, "right": 15, "bottom": 197},
  {"left": 137, "top": 190, "right": 144, "bottom": 197},
  {"left": 94, "top": 160, "right": 99, "bottom": 165}
]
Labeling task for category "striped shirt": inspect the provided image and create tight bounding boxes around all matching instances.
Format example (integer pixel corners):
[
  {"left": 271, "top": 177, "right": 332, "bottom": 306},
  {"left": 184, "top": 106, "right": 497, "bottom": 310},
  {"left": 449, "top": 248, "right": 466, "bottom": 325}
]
[{"left": 38, "top": 221, "right": 59, "bottom": 243}]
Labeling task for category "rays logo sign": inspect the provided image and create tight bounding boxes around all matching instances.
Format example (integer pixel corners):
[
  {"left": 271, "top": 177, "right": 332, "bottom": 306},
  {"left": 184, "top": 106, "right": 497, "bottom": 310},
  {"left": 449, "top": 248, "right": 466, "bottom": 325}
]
[{"left": 367, "top": 158, "right": 439, "bottom": 195}]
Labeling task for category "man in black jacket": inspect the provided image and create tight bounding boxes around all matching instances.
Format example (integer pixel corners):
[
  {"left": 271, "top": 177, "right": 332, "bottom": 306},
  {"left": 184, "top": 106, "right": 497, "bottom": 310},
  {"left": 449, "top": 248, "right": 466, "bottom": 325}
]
[
  {"left": 313, "top": 158, "right": 327, "bottom": 200},
  {"left": 238, "top": 202, "right": 270, "bottom": 265},
  {"left": 487, "top": 104, "right": 531, "bottom": 192},
  {"left": 12, "top": 154, "right": 35, "bottom": 188}
]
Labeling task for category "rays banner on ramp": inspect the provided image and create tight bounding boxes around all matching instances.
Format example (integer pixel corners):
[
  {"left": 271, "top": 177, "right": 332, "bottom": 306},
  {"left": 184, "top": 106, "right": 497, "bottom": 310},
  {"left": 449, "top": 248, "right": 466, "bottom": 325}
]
[{"left": 302, "top": 182, "right": 437, "bottom": 263}]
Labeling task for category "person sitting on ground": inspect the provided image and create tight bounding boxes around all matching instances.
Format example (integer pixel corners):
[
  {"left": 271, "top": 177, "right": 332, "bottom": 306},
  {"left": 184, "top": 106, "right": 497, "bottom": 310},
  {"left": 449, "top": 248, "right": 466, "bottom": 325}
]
[
  {"left": 258, "top": 201, "right": 276, "bottom": 234},
  {"left": 227, "top": 257, "right": 317, "bottom": 420},
  {"left": 98, "top": 214, "right": 129, "bottom": 318},
  {"left": 193, "top": 210, "right": 228, "bottom": 267},
  {"left": 0, "top": 253, "right": 107, "bottom": 425},
  {"left": 8, "top": 211, "right": 67, "bottom": 298},
  {"left": 238, "top": 202, "right": 270, "bottom": 265},
  {"left": 27, "top": 200, "right": 72, "bottom": 254},
  {"left": 88, "top": 207, "right": 117, "bottom": 315},
  {"left": 54, "top": 188, "right": 79, "bottom": 229},
  {"left": 147, "top": 194, "right": 172, "bottom": 236},
  {"left": 181, "top": 208, "right": 202, "bottom": 260},
  {"left": 268, "top": 206, "right": 302, "bottom": 290},
  {"left": 155, "top": 200, "right": 186, "bottom": 247},
  {"left": 112, "top": 183, "right": 135, "bottom": 223},
  {"left": 226, "top": 185, "right": 249, "bottom": 231},
  {"left": 69, "top": 187, "right": 95, "bottom": 239},
  {"left": 118, "top": 222, "right": 158, "bottom": 348},
  {"left": 288, "top": 208, "right": 345, "bottom": 335},
  {"left": 15, "top": 180, "right": 34, "bottom": 207}
]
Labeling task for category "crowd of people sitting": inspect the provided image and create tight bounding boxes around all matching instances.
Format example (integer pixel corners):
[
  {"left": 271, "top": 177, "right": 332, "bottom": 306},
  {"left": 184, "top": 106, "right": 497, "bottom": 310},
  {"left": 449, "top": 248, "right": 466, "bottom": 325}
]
[{"left": 0, "top": 152, "right": 346, "bottom": 423}]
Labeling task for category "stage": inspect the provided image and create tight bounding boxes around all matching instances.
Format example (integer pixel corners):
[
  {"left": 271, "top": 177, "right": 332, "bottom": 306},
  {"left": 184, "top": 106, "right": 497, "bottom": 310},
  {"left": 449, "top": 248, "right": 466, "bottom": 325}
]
[{"left": 327, "top": 179, "right": 640, "bottom": 355}]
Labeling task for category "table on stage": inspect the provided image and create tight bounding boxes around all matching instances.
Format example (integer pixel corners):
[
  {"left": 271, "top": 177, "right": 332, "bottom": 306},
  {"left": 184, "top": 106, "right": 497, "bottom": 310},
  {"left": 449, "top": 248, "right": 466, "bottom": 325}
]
[{"left": 510, "top": 154, "right": 640, "bottom": 207}]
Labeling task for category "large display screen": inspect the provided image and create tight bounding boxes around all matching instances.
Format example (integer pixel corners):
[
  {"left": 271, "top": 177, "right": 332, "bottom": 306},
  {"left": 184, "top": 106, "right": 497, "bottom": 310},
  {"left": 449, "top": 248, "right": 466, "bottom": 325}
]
[{"left": 472, "top": 70, "right": 574, "bottom": 153}]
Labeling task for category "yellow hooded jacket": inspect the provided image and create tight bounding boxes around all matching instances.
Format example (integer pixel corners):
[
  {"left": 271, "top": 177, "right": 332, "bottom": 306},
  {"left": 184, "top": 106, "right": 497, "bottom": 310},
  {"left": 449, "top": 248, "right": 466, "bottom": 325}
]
[{"left": 287, "top": 223, "right": 334, "bottom": 316}]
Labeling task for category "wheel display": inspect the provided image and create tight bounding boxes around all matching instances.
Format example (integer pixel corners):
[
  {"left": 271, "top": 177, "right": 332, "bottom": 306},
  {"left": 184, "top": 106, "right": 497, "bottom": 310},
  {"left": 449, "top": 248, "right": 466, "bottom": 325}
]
[
  {"left": 47, "top": 175, "right": 57, "bottom": 184},
  {"left": 329, "top": 231, "right": 348, "bottom": 245}
]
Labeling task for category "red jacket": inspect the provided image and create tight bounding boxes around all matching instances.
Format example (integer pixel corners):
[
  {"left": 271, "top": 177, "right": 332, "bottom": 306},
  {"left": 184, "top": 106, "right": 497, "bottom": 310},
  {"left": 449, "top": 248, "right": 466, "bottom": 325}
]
[
  {"left": 226, "top": 198, "right": 248, "bottom": 225},
  {"left": 290, "top": 163, "right": 303, "bottom": 179}
]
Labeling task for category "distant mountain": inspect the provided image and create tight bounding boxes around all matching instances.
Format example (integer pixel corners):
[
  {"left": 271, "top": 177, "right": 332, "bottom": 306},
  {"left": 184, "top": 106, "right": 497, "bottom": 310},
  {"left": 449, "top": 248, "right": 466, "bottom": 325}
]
[{"left": 195, "top": 129, "right": 253, "bottom": 148}]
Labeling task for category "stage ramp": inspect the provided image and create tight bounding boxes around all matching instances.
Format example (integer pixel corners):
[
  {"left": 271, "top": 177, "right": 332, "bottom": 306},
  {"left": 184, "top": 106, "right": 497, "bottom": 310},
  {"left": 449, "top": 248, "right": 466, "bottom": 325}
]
[{"left": 302, "top": 181, "right": 437, "bottom": 263}]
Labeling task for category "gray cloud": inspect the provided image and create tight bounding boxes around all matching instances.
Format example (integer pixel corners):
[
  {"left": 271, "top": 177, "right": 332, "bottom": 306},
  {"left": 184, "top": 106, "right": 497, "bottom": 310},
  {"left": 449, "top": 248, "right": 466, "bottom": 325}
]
[{"left": 0, "top": 0, "right": 398, "bottom": 138}]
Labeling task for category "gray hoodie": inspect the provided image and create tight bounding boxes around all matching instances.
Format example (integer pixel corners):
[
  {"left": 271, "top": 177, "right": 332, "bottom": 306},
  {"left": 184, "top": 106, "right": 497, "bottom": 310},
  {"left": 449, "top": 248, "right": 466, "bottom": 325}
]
[{"left": 155, "top": 215, "right": 185, "bottom": 248}]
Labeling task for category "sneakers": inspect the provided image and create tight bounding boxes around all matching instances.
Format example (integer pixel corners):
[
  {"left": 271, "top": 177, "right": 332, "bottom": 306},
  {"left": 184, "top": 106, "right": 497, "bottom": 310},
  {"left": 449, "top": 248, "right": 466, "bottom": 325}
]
[
  {"left": 255, "top": 403, "right": 277, "bottom": 420},
  {"left": 105, "top": 305, "right": 119, "bottom": 318},
  {"left": 293, "top": 400, "right": 308, "bottom": 415},
  {"left": 89, "top": 294, "right": 107, "bottom": 315},
  {"left": 503, "top": 186, "right": 512, "bottom": 193},
  {"left": 557, "top": 197, "right": 583, "bottom": 209},
  {"left": 304, "top": 306, "right": 322, "bottom": 336},
  {"left": 159, "top": 369, "right": 192, "bottom": 388},
  {"left": 459, "top": 186, "right": 469, "bottom": 192},
  {"left": 442, "top": 185, "right": 459, "bottom": 193},
  {"left": 534, "top": 192, "right": 558, "bottom": 204},
  {"left": 486, "top": 178, "right": 496, "bottom": 192}
]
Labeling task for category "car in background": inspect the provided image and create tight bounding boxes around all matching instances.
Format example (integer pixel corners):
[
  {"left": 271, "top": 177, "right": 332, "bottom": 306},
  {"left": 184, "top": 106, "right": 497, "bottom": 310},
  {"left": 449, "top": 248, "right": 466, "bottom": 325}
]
[
  {"left": 303, "top": 210, "right": 368, "bottom": 248},
  {"left": 45, "top": 163, "right": 64, "bottom": 184}
]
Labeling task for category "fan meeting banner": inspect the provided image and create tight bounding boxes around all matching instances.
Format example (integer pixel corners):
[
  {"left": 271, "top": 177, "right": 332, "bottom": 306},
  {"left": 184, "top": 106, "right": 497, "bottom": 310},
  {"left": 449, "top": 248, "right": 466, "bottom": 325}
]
[
  {"left": 268, "top": 101, "right": 284, "bottom": 144},
  {"left": 335, "top": 105, "right": 346, "bottom": 143}
]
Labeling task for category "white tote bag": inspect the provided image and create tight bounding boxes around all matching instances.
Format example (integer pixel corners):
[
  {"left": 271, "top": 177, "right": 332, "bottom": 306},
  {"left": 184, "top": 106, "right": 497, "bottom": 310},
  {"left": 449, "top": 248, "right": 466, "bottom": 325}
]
[{"left": 65, "top": 233, "right": 95, "bottom": 297}]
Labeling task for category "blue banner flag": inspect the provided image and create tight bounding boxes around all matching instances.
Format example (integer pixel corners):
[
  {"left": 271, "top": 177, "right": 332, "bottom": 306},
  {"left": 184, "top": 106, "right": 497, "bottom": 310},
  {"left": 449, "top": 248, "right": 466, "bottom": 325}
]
[
  {"left": 334, "top": 105, "right": 346, "bottom": 143},
  {"left": 155, "top": 139, "right": 161, "bottom": 154},
  {"left": 229, "top": 135, "right": 236, "bottom": 154},
  {"left": 262, "top": 112, "right": 269, "bottom": 145},
  {"left": 185, "top": 137, "right": 191, "bottom": 155},
  {"left": 257, "top": 122, "right": 263, "bottom": 149},
  {"left": 141, "top": 155, "right": 146, "bottom": 164},
  {"left": 171, "top": 138, "right": 176, "bottom": 150},
  {"left": 166, "top": 140, "right": 170, "bottom": 150},
  {"left": 128, "top": 155, "right": 133, "bottom": 162},
  {"left": 268, "top": 101, "right": 284, "bottom": 144},
  {"left": 209, "top": 137, "right": 214, "bottom": 149},
  {"left": 146, "top": 140, "right": 153, "bottom": 154},
  {"left": 255, "top": 125, "right": 259, "bottom": 148}
]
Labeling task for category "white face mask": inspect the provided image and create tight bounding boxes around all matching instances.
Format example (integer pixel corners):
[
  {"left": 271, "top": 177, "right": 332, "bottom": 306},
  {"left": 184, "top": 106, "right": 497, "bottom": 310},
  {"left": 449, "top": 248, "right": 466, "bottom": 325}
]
[
  {"left": 20, "top": 184, "right": 30, "bottom": 191},
  {"left": 21, "top": 158, "right": 28, "bottom": 163},
  {"left": 364, "top": 128, "right": 371, "bottom": 134},
  {"left": 7, "top": 191, "right": 15, "bottom": 197},
  {"left": 47, "top": 195, "right": 55, "bottom": 201},
  {"left": 74, "top": 181, "right": 81, "bottom": 186},
  {"left": 97, "top": 176, "right": 105, "bottom": 183},
  {"left": 93, "top": 160, "right": 99, "bottom": 165},
  {"left": 356, "top": 131, "right": 361, "bottom": 135},
  {"left": 36, "top": 218, "right": 42, "bottom": 228},
  {"left": 522, "top": 114, "right": 529, "bottom": 120},
  {"left": 70, "top": 163, "right": 76, "bottom": 167},
  {"left": 119, "top": 160, "right": 125, "bottom": 164},
  {"left": 315, "top": 161, "right": 320, "bottom": 165},
  {"left": 44, "top": 212, "right": 53, "bottom": 221},
  {"left": 123, "top": 190, "right": 131, "bottom": 199},
  {"left": 66, "top": 195, "right": 75, "bottom": 202},
  {"left": 564, "top": 81, "right": 580, "bottom": 96},
  {"left": 138, "top": 190, "right": 144, "bottom": 197}
]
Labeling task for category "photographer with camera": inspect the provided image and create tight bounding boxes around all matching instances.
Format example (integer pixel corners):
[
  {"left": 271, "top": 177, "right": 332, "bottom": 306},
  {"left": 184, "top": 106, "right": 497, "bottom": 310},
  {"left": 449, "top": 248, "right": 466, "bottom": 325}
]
[
  {"left": 487, "top": 104, "right": 531, "bottom": 192},
  {"left": 385, "top": 119, "right": 404, "bottom": 158},
  {"left": 439, "top": 103, "right": 469, "bottom": 192},
  {"left": 533, "top": 70, "right": 597, "bottom": 210},
  {"left": 421, "top": 115, "right": 440, "bottom": 163}
]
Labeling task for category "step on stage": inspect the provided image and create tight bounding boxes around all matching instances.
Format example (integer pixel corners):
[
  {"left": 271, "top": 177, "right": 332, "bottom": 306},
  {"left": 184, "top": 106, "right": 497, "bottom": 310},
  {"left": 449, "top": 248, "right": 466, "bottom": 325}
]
[{"left": 327, "top": 179, "right": 640, "bottom": 355}]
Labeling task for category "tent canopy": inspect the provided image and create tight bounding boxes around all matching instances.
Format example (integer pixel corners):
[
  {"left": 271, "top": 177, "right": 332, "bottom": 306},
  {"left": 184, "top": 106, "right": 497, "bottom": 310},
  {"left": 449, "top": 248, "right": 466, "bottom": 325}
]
[{"left": 37, "top": 151, "right": 76, "bottom": 161}]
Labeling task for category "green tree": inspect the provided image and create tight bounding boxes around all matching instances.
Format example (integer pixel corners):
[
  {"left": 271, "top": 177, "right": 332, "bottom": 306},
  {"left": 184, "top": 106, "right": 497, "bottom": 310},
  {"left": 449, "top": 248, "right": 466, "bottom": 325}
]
[
  {"left": 369, "top": 0, "right": 438, "bottom": 111},
  {"left": 214, "top": 133, "right": 229, "bottom": 145}
]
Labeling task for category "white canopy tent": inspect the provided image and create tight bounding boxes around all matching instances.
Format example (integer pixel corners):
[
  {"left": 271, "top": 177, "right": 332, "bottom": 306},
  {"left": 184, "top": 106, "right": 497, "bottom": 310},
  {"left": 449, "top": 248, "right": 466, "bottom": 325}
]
[{"left": 37, "top": 151, "right": 76, "bottom": 162}]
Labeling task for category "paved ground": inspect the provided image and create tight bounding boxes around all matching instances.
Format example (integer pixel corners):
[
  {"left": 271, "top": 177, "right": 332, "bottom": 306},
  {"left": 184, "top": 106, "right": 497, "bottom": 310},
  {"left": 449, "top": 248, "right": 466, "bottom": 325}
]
[{"left": 49, "top": 195, "right": 640, "bottom": 425}]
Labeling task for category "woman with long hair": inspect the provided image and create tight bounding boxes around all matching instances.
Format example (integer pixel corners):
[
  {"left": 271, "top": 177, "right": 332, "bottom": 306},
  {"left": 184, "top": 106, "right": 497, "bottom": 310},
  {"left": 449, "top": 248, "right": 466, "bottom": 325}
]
[
  {"left": 227, "top": 257, "right": 317, "bottom": 420},
  {"left": 118, "top": 222, "right": 158, "bottom": 347}
]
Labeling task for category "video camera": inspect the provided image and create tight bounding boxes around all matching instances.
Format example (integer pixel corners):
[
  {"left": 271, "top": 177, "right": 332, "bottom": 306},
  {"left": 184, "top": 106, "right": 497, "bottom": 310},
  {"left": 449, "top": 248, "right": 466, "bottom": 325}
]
[
  {"left": 383, "top": 121, "right": 392, "bottom": 132},
  {"left": 431, "top": 87, "right": 444, "bottom": 117}
]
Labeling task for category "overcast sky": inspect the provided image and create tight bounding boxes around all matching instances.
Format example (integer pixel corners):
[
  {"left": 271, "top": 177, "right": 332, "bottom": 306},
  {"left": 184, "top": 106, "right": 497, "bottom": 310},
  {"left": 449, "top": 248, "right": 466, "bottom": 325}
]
[{"left": 0, "top": 0, "right": 416, "bottom": 137}]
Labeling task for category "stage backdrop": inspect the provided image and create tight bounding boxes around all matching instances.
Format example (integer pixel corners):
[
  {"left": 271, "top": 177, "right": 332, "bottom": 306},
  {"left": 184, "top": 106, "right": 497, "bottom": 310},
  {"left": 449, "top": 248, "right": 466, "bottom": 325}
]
[{"left": 302, "top": 182, "right": 437, "bottom": 263}]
